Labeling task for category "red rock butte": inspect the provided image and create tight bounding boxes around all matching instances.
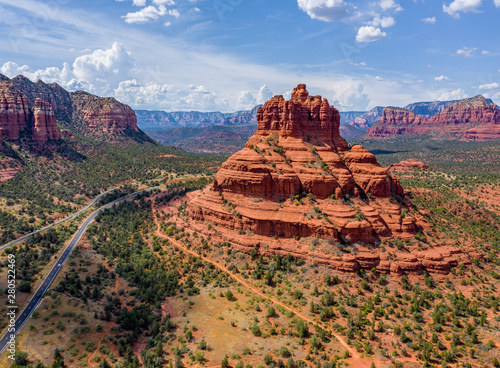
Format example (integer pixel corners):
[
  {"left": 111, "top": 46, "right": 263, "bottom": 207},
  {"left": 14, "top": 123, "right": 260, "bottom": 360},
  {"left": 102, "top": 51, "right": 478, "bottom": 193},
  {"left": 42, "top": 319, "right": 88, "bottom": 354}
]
[
  {"left": 179, "top": 84, "right": 482, "bottom": 274},
  {"left": 213, "top": 84, "right": 403, "bottom": 201},
  {"left": 188, "top": 84, "right": 411, "bottom": 244}
]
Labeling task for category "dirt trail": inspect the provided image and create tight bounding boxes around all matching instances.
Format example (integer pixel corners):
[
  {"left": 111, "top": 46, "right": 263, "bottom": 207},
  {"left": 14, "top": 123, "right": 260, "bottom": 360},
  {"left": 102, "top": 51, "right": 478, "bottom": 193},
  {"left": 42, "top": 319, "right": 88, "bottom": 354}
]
[
  {"left": 87, "top": 322, "right": 117, "bottom": 366},
  {"left": 153, "top": 209, "right": 371, "bottom": 368},
  {"left": 103, "top": 262, "right": 132, "bottom": 312}
]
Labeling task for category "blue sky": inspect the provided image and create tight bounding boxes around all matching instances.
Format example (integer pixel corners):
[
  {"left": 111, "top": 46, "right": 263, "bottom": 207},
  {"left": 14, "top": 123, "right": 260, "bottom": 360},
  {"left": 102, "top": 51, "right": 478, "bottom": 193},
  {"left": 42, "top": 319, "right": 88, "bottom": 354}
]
[{"left": 0, "top": 0, "right": 499, "bottom": 112}]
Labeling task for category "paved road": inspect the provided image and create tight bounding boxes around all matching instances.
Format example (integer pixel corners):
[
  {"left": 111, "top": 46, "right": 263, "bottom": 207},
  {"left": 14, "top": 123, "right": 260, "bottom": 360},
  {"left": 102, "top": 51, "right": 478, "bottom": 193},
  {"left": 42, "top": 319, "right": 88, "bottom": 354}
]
[
  {"left": 0, "top": 186, "right": 125, "bottom": 252},
  {"left": 0, "top": 187, "right": 160, "bottom": 355}
]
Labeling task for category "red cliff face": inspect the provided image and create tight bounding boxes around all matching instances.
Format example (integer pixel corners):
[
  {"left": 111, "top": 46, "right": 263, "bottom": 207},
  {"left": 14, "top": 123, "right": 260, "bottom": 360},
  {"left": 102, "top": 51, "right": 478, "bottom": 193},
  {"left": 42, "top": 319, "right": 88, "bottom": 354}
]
[
  {"left": 0, "top": 82, "right": 61, "bottom": 144},
  {"left": 0, "top": 82, "right": 30, "bottom": 140},
  {"left": 254, "top": 84, "right": 347, "bottom": 150},
  {"left": 366, "top": 96, "right": 500, "bottom": 140},
  {"left": 213, "top": 84, "right": 401, "bottom": 201},
  {"left": 188, "top": 84, "right": 408, "bottom": 247},
  {"left": 71, "top": 91, "right": 138, "bottom": 137},
  {"left": 32, "top": 98, "right": 61, "bottom": 144}
]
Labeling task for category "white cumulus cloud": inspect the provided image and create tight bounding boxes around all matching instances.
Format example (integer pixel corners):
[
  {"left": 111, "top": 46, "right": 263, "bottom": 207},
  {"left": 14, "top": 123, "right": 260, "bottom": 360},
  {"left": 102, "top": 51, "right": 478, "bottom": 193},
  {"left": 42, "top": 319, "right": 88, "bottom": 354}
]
[
  {"left": 456, "top": 46, "right": 477, "bottom": 57},
  {"left": 438, "top": 88, "right": 467, "bottom": 101},
  {"left": 237, "top": 91, "right": 257, "bottom": 110},
  {"left": 331, "top": 82, "right": 369, "bottom": 111},
  {"left": 123, "top": 5, "right": 168, "bottom": 24},
  {"left": 72, "top": 42, "right": 134, "bottom": 90},
  {"left": 379, "top": 0, "right": 403, "bottom": 11},
  {"left": 495, "top": 0, "right": 500, "bottom": 7},
  {"left": 237, "top": 85, "right": 274, "bottom": 110},
  {"left": 297, "top": 0, "right": 349, "bottom": 22},
  {"left": 114, "top": 79, "right": 176, "bottom": 107},
  {"left": 369, "top": 16, "right": 395, "bottom": 28},
  {"left": 257, "top": 85, "right": 273, "bottom": 104},
  {"left": 1, "top": 42, "right": 134, "bottom": 96},
  {"left": 153, "top": 0, "right": 176, "bottom": 5},
  {"left": 434, "top": 75, "right": 451, "bottom": 81},
  {"left": 421, "top": 16, "right": 436, "bottom": 23},
  {"left": 443, "top": 0, "right": 482, "bottom": 18},
  {"left": 481, "top": 50, "right": 490, "bottom": 55},
  {"left": 478, "top": 82, "right": 499, "bottom": 90},
  {"left": 356, "top": 26, "right": 387, "bottom": 43}
]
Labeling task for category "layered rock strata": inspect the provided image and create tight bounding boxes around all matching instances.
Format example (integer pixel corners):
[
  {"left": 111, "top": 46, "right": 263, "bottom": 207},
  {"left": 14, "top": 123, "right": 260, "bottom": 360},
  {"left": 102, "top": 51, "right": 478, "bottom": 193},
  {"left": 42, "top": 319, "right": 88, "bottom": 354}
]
[
  {"left": 213, "top": 84, "right": 402, "bottom": 201},
  {"left": 71, "top": 91, "right": 139, "bottom": 136},
  {"left": 0, "top": 83, "right": 30, "bottom": 140},
  {"left": 366, "top": 95, "right": 500, "bottom": 140},
  {"left": 32, "top": 98, "right": 61, "bottom": 143},
  {"left": 0, "top": 81, "right": 61, "bottom": 144},
  {"left": 183, "top": 191, "right": 480, "bottom": 275},
  {"left": 189, "top": 84, "right": 409, "bottom": 245},
  {"left": 1, "top": 74, "right": 142, "bottom": 141}
]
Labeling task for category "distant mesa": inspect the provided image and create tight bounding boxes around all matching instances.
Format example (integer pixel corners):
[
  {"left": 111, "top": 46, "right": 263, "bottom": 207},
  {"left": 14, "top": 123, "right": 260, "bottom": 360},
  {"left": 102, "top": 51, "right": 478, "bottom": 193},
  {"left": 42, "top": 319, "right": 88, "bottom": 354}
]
[
  {"left": 366, "top": 95, "right": 500, "bottom": 140},
  {"left": 389, "top": 159, "right": 429, "bottom": 172},
  {"left": 181, "top": 84, "right": 480, "bottom": 274}
]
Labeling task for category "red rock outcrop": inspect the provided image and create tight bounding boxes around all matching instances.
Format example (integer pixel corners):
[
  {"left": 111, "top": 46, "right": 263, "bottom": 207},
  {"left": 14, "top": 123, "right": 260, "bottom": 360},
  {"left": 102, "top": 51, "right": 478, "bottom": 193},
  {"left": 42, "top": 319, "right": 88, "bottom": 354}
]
[
  {"left": 71, "top": 91, "right": 138, "bottom": 136},
  {"left": 10, "top": 75, "right": 73, "bottom": 123},
  {"left": 0, "top": 81, "right": 61, "bottom": 144},
  {"left": 189, "top": 84, "right": 407, "bottom": 246},
  {"left": 253, "top": 84, "right": 347, "bottom": 149},
  {"left": 179, "top": 84, "right": 484, "bottom": 274},
  {"left": 366, "top": 95, "right": 500, "bottom": 140},
  {"left": 32, "top": 98, "right": 61, "bottom": 144},
  {"left": 2, "top": 73, "right": 149, "bottom": 142},
  {"left": 0, "top": 82, "right": 30, "bottom": 140},
  {"left": 179, "top": 191, "right": 480, "bottom": 275},
  {"left": 389, "top": 159, "right": 429, "bottom": 171},
  {"left": 213, "top": 84, "right": 402, "bottom": 201}
]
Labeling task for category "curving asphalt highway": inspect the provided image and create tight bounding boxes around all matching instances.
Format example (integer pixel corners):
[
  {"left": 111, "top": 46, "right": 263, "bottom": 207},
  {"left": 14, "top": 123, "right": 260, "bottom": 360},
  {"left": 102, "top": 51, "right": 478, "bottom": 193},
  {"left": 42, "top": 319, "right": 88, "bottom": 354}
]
[
  {"left": 0, "top": 186, "right": 162, "bottom": 356},
  {"left": 0, "top": 186, "right": 126, "bottom": 252}
]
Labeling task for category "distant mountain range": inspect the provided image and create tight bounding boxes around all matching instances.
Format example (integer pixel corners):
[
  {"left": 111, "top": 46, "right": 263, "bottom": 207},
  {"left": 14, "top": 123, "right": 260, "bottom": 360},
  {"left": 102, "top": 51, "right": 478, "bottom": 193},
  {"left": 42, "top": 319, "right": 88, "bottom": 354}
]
[
  {"left": 136, "top": 106, "right": 261, "bottom": 129},
  {"left": 137, "top": 97, "right": 492, "bottom": 152}
]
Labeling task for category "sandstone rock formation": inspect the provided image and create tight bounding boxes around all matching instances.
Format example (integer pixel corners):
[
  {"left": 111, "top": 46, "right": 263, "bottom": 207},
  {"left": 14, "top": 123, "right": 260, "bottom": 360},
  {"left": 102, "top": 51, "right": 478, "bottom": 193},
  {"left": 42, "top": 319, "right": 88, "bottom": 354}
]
[
  {"left": 389, "top": 159, "right": 428, "bottom": 171},
  {"left": 189, "top": 84, "right": 407, "bottom": 246},
  {"left": 1, "top": 73, "right": 146, "bottom": 142},
  {"left": 0, "top": 82, "right": 30, "bottom": 140},
  {"left": 212, "top": 84, "right": 402, "bottom": 201},
  {"left": 366, "top": 95, "right": 500, "bottom": 140},
  {"left": 10, "top": 75, "right": 73, "bottom": 123},
  {"left": 71, "top": 91, "right": 139, "bottom": 137},
  {"left": 32, "top": 98, "right": 61, "bottom": 144},
  {"left": 0, "top": 80, "right": 61, "bottom": 144},
  {"left": 163, "top": 84, "right": 483, "bottom": 275}
]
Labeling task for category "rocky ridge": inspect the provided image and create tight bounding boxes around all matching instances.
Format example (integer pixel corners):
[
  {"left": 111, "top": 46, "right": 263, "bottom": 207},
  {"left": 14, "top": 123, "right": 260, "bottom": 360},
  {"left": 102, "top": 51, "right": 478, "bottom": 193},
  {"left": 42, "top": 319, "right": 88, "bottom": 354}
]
[
  {"left": 137, "top": 106, "right": 260, "bottom": 130},
  {"left": 0, "top": 74, "right": 144, "bottom": 142},
  {"left": 70, "top": 91, "right": 139, "bottom": 137},
  {"left": 366, "top": 95, "right": 500, "bottom": 140}
]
